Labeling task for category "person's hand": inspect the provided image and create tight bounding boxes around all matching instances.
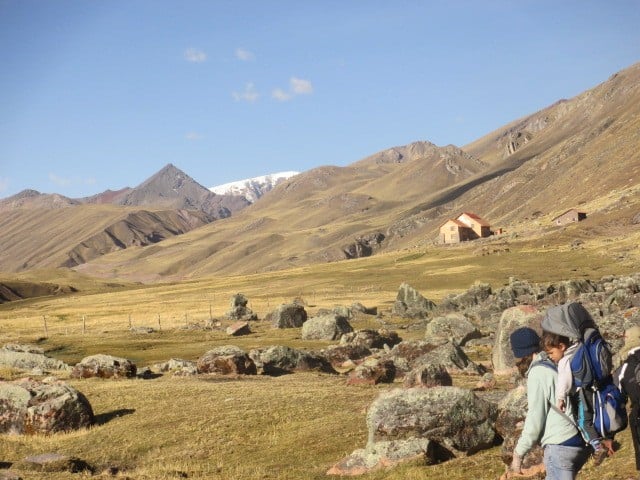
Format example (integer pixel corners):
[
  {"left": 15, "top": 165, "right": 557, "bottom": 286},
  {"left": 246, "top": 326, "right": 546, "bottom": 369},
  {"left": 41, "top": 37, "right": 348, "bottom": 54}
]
[
  {"left": 509, "top": 453, "right": 523, "bottom": 474},
  {"left": 556, "top": 399, "right": 565, "bottom": 411},
  {"left": 602, "top": 438, "right": 614, "bottom": 456}
]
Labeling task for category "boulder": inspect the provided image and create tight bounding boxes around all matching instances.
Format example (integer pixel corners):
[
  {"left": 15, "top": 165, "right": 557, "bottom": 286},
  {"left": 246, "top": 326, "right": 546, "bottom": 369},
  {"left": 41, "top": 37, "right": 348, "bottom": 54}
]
[
  {"left": 350, "top": 302, "right": 378, "bottom": 316},
  {"left": 71, "top": 354, "right": 137, "bottom": 379},
  {"left": 0, "top": 344, "right": 70, "bottom": 373},
  {"left": 491, "top": 305, "right": 543, "bottom": 375},
  {"left": 249, "top": 345, "right": 335, "bottom": 375},
  {"left": 322, "top": 344, "right": 372, "bottom": 368},
  {"left": 409, "top": 341, "right": 485, "bottom": 375},
  {"left": 226, "top": 293, "right": 257, "bottom": 321},
  {"left": 366, "top": 386, "right": 497, "bottom": 458},
  {"left": 346, "top": 358, "right": 395, "bottom": 386},
  {"left": 152, "top": 358, "right": 197, "bottom": 376},
  {"left": 425, "top": 313, "right": 482, "bottom": 346},
  {"left": 438, "top": 282, "right": 493, "bottom": 312},
  {"left": 301, "top": 314, "right": 353, "bottom": 341},
  {"left": 403, "top": 363, "right": 452, "bottom": 388},
  {"left": 226, "top": 321, "right": 251, "bottom": 336},
  {"left": 197, "top": 346, "right": 257, "bottom": 375},
  {"left": 392, "top": 283, "right": 436, "bottom": 319},
  {"left": 327, "top": 438, "right": 432, "bottom": 476},
  {"left": 270, "top": 303, "right": 308, "bottom": 328},
  {"left": 0, "top": 378, "right": 94, "bottom": 435},
  {"left": 340, "top": 329, "right": 401, "bottom": 349},
  {"left": 384, "top": 340, "right": 446, "bottom": 375}
]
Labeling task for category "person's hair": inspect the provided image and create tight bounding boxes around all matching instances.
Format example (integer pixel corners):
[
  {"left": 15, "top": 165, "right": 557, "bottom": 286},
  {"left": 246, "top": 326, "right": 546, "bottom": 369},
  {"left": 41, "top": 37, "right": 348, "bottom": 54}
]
[
  {"left": 515, "top": 354, "right": 534, "bottom": 378},
  {"left": 540, "top": 331, "right": 571, "bottom": 351}
]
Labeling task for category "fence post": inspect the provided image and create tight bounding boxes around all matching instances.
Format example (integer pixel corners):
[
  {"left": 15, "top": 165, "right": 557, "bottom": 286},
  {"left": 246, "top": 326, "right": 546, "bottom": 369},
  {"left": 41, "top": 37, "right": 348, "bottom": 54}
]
[
  {"left": 128, "top": 314, "right": 132, "bottom": 330},
  {"left": 43, "top": 315, "right": 48, "bottom": 337},
  {"left": 82, "top": 315, "right": 86, "bottom": 334},
  {"left": 157, "top": 314, "right": 161, "bottom": 331}
]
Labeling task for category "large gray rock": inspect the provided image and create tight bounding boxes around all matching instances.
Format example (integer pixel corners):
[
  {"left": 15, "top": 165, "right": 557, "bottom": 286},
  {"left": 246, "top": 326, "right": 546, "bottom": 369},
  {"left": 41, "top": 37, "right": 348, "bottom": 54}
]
[
  {"left": 491, "top": 305, "right": 543, "bottom": 375},
  {"left": 269, "top": 303, "right": 308, "bottom": 328},
  {"left": 392, "top": 283, "right": 436, "bottom": 319},
  {"left": 366, "top": 386, "right": 497, "bottom": 458},
  {"left": 425, "top": 313, "right": 482, "bottom": 346},
  {"left": 301, "top": 314, "right": 353, "bottom": 341},
  {"left": 0, "top": 344, "right": 70, "bottom": 372},
  {"left": 71, "top": 354, "right": 137, "bottom": 379},
  {"left": 249, "top": 345, "right": 335, "bottom": 375},
  {"left": 0, "top": 378, "right": 94, "bottom": 435},
  {"left": 197, "top": 345, "right": 257, "bottom": 375}
]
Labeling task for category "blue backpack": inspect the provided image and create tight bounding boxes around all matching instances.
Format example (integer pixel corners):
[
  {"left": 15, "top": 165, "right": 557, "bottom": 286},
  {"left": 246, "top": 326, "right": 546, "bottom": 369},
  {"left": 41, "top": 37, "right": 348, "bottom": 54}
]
[{"left": 541, "top": 303, "right": 628, "bottom": 438}]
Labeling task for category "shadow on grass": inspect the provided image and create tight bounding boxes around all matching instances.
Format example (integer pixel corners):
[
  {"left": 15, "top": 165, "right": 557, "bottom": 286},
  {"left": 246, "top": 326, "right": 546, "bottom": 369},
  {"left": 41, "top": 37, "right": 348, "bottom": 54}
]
[{"left": 95, "top": 408, "right": 136, "bottom": 425}]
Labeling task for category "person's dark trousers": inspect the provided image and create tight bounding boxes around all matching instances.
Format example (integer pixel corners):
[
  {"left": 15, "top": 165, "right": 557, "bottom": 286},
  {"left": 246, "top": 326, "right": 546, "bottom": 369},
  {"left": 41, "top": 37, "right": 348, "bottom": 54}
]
[{"left": 622, "top": 375, "right": 640, "bottom": 470}]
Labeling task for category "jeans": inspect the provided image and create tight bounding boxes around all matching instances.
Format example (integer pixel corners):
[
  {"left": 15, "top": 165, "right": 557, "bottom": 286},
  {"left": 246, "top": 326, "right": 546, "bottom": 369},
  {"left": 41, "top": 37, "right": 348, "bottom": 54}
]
[{"left": 544, "top": 444, "right": 590, "bottom": 480}]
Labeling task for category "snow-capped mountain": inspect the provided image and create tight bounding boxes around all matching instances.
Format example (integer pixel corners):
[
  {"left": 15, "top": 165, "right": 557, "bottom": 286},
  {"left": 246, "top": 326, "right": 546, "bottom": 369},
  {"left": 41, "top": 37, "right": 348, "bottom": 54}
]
[{"left": 209, "top": 171, "right": 299, "bottom": 203}]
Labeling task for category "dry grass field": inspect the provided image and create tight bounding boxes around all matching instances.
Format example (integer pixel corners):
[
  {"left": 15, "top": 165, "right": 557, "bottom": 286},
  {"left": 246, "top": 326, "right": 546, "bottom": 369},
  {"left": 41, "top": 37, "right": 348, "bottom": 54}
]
[{"left": 1, "top": 229, "right": 640, "bottom": 479}]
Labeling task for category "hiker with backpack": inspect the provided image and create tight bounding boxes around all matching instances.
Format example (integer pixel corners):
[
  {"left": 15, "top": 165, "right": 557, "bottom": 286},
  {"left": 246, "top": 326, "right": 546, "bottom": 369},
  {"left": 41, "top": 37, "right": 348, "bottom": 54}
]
[
  {"left": 506, "top": 327, "right": 591, "bottom": 479},
  {"left": 541, "top": 330, "right": 612, "bottom": 465},
  {"left": 541, "top": 302, "right": 627, "bottom": 464}
]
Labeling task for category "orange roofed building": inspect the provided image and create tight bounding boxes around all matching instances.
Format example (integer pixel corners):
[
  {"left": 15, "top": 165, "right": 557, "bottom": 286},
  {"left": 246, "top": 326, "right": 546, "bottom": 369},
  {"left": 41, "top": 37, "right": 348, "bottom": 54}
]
[{"left": 439, "top": 212, "right": 492, "bottom": 244}]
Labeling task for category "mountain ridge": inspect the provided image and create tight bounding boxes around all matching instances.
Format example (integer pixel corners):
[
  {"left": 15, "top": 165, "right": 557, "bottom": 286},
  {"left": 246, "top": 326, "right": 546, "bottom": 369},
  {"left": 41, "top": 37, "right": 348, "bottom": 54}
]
[{"left": 1, "top": 61, "right": 639, "bottom": 281}]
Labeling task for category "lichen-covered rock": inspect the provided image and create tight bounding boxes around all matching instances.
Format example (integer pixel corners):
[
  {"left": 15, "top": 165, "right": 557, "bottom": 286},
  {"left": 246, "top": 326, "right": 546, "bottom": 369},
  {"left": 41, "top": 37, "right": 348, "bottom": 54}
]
[
  {"left": 425, "top": 313, "right": 482, "bottom": 346},
  {"left": 71, "top": 354, "right": 137, "bottom": 379},
  {"left": 346, "top": 358, "right": 395, "bottom": 386},
  {"left": 152, "top": 358, "right": 197, "bottom": 376},
  {"left": 249, "top": 345, "right": 335, "bottom": 375},
  {"left": 226, "top": 293, "right": 258, "bottom": 321},
  {"left": 0, "top": 378, "right": 94, "bottom": 435},
  {"left": 366, "top": 386, "right": 497, "bottom": 458},
  {"left": 403, "top": 363, "right": 452, "bottom": 388},
  {"left": 392, "top": 283, "right": 436, "bottom": 319},
  {"left": 301, "top": 314, "right": 353, "bottom": 341},
  {"left": 226, "top": 321, "right": 251, "bottom": 336},
  {"left": 0, "top": 344, "right": 70, "bottom": 372},
  {"left": 340, "top": 329, "right": 401, "bottom": 349},
  {"left": 269, "top": 303, "right": 308, "bottom": 328},
  {"left": 322, "top": 344, "right": 372, "bottom": 368},
  {"left": 197, "top": 346, "right": 257, "bottom": 375},
  {"left": 491, "top": 305, "right": 543, "bottom": 375}
]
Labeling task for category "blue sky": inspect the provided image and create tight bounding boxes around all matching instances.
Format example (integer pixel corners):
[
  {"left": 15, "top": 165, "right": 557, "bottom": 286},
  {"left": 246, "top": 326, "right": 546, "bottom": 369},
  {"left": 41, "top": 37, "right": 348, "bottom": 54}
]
[{"left": 1, "top": 1, "right": 639, "bottom": 199}]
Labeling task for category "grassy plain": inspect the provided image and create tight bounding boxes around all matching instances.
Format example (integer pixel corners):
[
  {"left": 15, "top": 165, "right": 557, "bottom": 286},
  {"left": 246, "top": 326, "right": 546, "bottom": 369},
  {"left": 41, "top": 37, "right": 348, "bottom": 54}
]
[{"left": 1, "top": 231, "right": 639, "bottom": 479}]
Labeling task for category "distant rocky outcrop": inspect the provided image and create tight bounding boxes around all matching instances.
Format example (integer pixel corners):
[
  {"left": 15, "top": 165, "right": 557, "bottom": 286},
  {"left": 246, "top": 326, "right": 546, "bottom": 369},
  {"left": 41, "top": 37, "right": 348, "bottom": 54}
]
[{"left": 0, "top": 378, "right": 94, "bottom": 435}]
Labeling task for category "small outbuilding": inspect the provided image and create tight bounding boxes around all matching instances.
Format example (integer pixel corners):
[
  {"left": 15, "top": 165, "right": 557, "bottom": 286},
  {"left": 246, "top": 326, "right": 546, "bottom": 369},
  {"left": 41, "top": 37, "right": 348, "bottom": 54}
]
[
  {"left": 439, "top": 212, "right": 492, "bottom": 244},
  {"left": 552, "top": 209, "right": 587, "bottom": 226}
]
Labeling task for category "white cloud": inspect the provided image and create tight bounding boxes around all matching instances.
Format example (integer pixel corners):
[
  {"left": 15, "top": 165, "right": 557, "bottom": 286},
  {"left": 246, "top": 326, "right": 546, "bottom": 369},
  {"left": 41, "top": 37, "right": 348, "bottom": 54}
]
[
  {"left": 0, "top": 176, "right": 8, "bottom": 193},
  {"left": 49, "top": 173, "right": 71, "bottom": 187},
  {"left": 185, "top": 132, "right": 203, "bottom": 141},
  {"left": 184, "top": 48, "right": 207, "bottom": 63},
  {"left": 271, "top": 88, "right": 292, "bottom": 102},
  {"left": 48, "top": 173, "right": 95, "bottom": 188},
  {"left": 272, "top": 77, "right": 314, "bottom": 102},
  {"left": 290, "top": 77, "right": 313, "bottom": 95},
  {"left": 235, "top": 47, "right": 255, "bottom": 61},
  {"left": 232, "top": 82, "right": 259, "bottom": 102}
]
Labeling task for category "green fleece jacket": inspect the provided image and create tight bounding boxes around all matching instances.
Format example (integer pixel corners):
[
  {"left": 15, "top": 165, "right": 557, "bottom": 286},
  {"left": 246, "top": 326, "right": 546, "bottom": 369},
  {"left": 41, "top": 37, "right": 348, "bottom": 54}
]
[{"left": 514, "top": 352, "right": 580, "bottom": 458}]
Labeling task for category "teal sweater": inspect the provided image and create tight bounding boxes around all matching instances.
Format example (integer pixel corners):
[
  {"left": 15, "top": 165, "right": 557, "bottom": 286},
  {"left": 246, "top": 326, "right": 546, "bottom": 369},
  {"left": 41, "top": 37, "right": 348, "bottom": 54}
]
[{"left": 514, "top": 352, "right": 580, "bottom": 458}]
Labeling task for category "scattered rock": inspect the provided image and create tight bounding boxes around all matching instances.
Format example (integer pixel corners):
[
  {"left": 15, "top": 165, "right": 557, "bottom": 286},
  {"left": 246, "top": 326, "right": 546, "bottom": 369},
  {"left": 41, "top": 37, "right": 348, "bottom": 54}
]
[
  {"left": 491, "top": 305, "right": 542, "bottom": 375},
  {"left": 347, "top": 358, "right": 395, "bottom": 386},
  {"left": 15, "top": 453, "right": 93, "bottom": 474},
  {"left": 0, "top": 344, "right": 70, "bottom": 373},
  {"left": 269, "top": 303, "right": 308, "bottom": 328},
  {"left": 301, "top": 314, "right": 353, "bottom": 341},
  {"left": 226, "top": 321, "right": 251, "bottom": 336},
  {"left": 0, "top": 378, "right": 94, "bottom": 435},
  {"left": 226, "top": 293, "right": 257, "bottom": 321},
  {"left": 392, "top": 283, "right": 436, "bottom": 319},
  {"left": 197, "top": 346, "right": 257, "bottom": 375},
  {"left": 71, "top": 354, "right": 137, "bottom": 379}
]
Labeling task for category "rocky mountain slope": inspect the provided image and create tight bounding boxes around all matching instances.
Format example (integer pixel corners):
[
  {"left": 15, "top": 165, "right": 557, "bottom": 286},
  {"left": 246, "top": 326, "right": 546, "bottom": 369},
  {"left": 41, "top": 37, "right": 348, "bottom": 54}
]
[{"left": 1, "top": 62, "right": 639, "bottom": 282}]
